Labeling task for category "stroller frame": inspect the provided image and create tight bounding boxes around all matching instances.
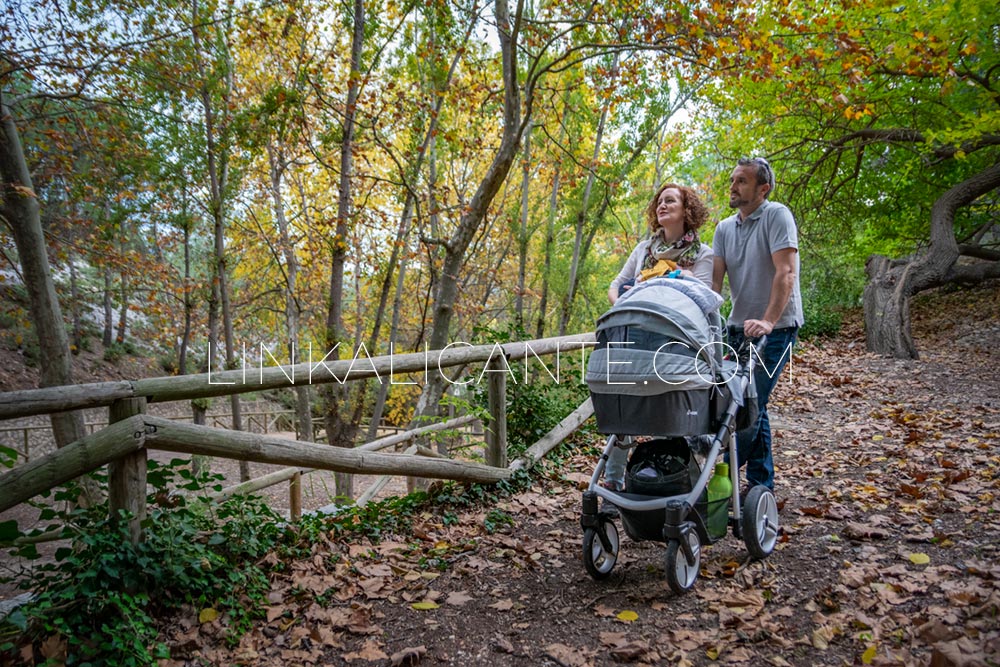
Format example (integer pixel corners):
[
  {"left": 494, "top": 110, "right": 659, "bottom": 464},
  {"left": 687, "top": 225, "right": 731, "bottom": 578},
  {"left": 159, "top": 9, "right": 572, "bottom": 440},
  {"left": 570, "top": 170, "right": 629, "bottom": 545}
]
[{"left": 580, "top": 337, "right": 780, "bottom": 593}]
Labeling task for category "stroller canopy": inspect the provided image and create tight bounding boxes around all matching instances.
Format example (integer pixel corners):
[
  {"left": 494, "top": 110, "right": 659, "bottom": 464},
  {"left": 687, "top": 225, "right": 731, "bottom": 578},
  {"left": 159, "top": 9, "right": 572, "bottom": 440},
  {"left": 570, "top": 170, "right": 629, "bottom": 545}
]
[{"left": 586, "top": 278, "right": 726, "bottom": 397}]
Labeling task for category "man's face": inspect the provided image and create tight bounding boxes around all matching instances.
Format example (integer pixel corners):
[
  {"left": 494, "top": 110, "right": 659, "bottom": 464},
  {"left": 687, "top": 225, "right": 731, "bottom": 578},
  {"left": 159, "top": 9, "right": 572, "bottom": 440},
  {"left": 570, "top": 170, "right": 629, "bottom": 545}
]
[{"left": 729, "top": 165, "right": 767, "bottom": 210}]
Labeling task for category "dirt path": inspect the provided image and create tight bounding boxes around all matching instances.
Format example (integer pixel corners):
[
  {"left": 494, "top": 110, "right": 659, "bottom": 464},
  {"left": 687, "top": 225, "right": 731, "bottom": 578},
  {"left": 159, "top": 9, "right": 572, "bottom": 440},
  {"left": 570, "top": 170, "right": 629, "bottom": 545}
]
[{"left": 152, "top": 283, "right": 1000, "bottom": 667}]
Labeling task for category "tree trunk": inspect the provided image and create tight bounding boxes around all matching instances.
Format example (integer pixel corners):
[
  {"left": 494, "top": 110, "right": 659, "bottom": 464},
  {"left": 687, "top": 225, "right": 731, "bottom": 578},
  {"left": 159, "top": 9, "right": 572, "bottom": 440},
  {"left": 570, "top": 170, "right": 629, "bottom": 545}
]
[
  {"left": 268, "top": 144, "right": 312, "bottom": 442},
  {"left": 367, "top": 243, "right": 410, "bottom": 442},
  {"left": 115, "top": 256, "right": 128, "bottom": 344},
  {"left": 365, "top": 26, "right": 464, "bottom": 442},
  {"left": 536, "top": 105, "right": 568, "bottom": 339},
  {"left": 559, "top": 52, "right": 618, "bottom": 336},
  {"left": 863, "top": 254, "right": 917, "bottom": 358},
  {"left": 192, "top": 0, "right": 244, "bottom": 479},
  {"left": 322, "top": 0, "right": 365, "bottom": 502},
  {"left": 412, "top": 0, "right": 526, "bottom": 422},
  {"left": 0, "top": 95, "right": 95, "bottom": 503},
  {"left": 863, "top": 161, "right": 1000, "bottom": 358},
  {"left": 515, "top": 119, "right": 533, "bottom": 328},
  {"left": 179, "top": 214, "right": 193, "bottom": 376},
  {"left": 67, "top": 249, "right": 82, "bottom": 352},
  {"left": 103, "top": 266, "right": 114, "bottom": 348}
]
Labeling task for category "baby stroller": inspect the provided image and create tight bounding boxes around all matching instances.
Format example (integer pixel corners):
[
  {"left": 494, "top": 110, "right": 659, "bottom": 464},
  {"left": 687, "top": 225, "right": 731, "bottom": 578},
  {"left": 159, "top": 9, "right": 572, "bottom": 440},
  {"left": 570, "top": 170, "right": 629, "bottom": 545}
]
[{"left": 581, "top": 277, "right": 778, "bottom": 593}]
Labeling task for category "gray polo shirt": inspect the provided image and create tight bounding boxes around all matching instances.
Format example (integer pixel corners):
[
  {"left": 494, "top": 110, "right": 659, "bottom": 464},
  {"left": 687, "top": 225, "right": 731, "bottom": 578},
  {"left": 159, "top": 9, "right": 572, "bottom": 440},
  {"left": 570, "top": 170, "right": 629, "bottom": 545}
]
[{"left": 713, "top": 200, "right": 804, "bottom": 329}]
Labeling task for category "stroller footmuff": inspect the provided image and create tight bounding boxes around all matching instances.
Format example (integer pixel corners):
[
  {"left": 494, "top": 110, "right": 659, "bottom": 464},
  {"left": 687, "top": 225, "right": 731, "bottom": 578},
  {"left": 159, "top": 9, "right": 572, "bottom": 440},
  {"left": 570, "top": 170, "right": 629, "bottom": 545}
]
[{"left": 580, "top": 277, "right": 779, "bottom": 593}]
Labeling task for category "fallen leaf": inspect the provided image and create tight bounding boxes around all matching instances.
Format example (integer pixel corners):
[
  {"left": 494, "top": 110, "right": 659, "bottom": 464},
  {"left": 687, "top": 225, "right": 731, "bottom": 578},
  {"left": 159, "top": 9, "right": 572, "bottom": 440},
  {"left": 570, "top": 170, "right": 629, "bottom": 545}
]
[
  {"left": 543, "top": 643, "right": 591, "bottom": 667},
  {"left": 390, "top": 645, "right": 426, "bottom": 666},
  {"left": 861, "top": 644, "right": 877, "bottom": 664},
  {"left": 39, "top": 634, "right": 66, "bottom": 660},
  {"left": 344, "top": 639, "right": 389, "bottom": 662},
  {"left": 908, "top": 553, "right": 931, "bottom": 565},
  {"left": 410, "top": 601, "right": 439, "bottom": 611},
  {"left": 445, "top": 591, "right": 473, "bottom": 606},
  {"left": 610, "top": 640, "right": 650, "bottom": 661}
]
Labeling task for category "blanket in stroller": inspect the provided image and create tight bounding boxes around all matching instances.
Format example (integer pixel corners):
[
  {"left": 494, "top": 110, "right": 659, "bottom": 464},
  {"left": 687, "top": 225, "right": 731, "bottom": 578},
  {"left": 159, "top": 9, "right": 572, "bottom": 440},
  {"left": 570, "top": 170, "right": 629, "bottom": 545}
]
[{"left": 585, "top": 277, "right": 744, "bottom": 436}]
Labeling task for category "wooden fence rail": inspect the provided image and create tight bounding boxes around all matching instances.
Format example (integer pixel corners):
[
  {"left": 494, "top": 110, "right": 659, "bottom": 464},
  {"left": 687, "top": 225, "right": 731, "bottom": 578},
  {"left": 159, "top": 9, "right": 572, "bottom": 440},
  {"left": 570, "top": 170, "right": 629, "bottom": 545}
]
[
  {"left": 0, "top": 333, "right": 596, "bottom": 542},
  {"left": 0, "top": 334, "right": 595, "bottom": 420}
]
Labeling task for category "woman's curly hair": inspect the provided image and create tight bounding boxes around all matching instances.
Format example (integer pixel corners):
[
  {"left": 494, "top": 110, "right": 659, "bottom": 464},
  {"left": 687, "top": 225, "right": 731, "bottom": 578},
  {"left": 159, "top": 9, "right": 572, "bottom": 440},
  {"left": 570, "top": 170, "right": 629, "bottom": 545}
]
[{"left": 644, "top": 183, "right": 709, "bottom": 236}]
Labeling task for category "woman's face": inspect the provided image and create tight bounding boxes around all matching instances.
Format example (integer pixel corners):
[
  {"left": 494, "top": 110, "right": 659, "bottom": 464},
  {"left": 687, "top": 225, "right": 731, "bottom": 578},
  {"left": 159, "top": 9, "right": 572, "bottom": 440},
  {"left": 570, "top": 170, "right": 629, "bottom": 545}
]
[{"left": 655, "top": 187, "right": 685, "bottom": 234}]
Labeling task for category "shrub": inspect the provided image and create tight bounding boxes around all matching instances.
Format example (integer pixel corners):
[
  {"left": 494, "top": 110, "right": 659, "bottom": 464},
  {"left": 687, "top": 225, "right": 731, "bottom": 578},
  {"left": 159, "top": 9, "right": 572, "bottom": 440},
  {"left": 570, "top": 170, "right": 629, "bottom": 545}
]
[
  {"left": 0, "top": 460, "right": 285, "bottom": 666},
  {"left": 103, "top": 341, "right": 135, "bottom": 363},
  {"left": 471, "top": 324, "right": 590, "bottom": 460}
]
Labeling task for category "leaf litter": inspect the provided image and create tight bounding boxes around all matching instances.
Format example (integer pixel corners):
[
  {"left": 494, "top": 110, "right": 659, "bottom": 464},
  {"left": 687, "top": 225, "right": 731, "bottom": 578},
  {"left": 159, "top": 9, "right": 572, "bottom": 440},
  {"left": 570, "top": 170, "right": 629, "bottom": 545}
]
[{"left": 157, "top": 284, "right": 1000, "bottom": 666}]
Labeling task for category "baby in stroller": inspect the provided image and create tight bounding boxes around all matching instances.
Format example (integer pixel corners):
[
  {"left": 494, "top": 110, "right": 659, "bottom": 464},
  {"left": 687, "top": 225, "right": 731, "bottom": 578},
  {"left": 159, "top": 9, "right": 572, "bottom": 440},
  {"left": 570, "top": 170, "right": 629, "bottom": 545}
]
[{"left": 581, "top": 276, "right": 779, "bottom": 593}]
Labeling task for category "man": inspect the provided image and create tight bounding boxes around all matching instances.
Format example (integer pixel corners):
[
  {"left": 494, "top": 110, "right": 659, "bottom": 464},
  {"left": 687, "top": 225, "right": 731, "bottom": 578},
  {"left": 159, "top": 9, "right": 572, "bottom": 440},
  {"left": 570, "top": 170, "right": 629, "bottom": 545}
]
[{"left": 712, "top": 157, "right": 803, "bottom": 494}]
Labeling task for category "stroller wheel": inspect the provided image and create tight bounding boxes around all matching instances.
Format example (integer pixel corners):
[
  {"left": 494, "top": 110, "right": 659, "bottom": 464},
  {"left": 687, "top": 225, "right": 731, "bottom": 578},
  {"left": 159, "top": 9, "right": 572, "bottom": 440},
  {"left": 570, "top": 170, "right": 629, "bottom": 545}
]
[
  {"left": 664, "top": 530, "right": 701, "bottom": 594},
  {"left": 582, "top": 521, "right": 619, "bottom": 580},
  {"left": 742, "top": 485, "right": 780, "bottom": 559}
]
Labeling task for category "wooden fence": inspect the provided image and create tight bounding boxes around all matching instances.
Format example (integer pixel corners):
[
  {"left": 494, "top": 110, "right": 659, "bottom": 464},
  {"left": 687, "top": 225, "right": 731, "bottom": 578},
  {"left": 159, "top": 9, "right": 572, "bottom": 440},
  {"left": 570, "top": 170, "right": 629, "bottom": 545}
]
[
  {"left": 0, "top": 411, "right": 411, "bottom": 463},
  {"left": 0, "top": 334, "right": 596, "bottom": 543}
]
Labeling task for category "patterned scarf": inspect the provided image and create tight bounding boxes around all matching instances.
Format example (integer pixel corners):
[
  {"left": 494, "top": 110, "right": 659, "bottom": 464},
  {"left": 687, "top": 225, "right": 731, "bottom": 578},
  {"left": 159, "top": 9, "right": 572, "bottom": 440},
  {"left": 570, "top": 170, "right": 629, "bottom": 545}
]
[{"left": 642, "top": 229, "right": 702, "bottom": 270}]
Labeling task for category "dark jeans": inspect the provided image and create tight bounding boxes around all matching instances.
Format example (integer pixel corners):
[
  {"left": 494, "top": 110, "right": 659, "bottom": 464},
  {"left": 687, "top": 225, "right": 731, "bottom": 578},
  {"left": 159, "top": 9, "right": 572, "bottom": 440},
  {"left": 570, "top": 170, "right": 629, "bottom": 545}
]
[{"left": 725, "top": 326, "right": 798, "bottom": 490}]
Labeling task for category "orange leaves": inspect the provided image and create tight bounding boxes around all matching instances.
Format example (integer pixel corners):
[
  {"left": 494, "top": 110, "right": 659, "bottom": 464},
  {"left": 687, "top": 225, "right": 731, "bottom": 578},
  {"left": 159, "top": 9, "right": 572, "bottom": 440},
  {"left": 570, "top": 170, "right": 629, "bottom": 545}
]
[{"left": 843, "top": 105, "right": 872, "bottom": 121}]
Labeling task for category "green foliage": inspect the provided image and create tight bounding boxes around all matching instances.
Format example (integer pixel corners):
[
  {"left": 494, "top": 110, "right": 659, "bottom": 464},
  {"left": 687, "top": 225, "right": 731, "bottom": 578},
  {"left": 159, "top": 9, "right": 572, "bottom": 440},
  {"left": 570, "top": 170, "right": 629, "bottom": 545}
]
[
  {"left": 103, "top": 341, "right": 137, "bottom": 363},
  {"left": 483, "top": 508, "right": 515, "bottom": 534},
  {"left": 470, "top": 324, "right": 590, "bottom": 460},
  {"left": 158, "top": 352, "right": 178, "bottom": 374},
  {"left": 797, "top": 256, "right": 865, "bottom": 339},
  {"left": 800, "top": 295, "right": 844, "bottom": 340},
  {"left": 0, "top": 461, "right": 285, "bottom": 666}
]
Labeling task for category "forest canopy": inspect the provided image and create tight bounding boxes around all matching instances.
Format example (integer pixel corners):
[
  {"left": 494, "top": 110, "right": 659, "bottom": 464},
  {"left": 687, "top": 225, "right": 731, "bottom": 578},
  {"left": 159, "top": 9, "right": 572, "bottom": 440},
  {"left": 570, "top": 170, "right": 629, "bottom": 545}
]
[{"left": 2, "top": 0, "right": 998, "bottom": 440}]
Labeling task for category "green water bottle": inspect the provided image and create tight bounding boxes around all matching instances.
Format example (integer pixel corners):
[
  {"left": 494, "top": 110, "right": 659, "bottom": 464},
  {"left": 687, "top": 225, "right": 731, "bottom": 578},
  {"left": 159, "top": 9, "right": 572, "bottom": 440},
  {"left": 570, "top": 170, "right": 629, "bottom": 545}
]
[{"left": 707, "top": 462, "right": 733, "bottom": 539}]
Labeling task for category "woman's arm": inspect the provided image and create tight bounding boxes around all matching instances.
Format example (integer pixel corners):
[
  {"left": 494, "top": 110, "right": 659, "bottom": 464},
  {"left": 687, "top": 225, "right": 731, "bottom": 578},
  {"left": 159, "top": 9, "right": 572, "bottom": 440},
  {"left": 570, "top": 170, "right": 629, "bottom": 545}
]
[{"left": 608, "top": 241, "right": 645, "bottom": 304}]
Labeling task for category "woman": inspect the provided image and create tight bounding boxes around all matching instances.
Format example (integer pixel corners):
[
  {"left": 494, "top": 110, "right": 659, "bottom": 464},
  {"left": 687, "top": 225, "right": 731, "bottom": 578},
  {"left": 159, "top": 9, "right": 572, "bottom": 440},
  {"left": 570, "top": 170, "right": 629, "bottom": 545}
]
[
  {"left": 602, "top": 183, "right": 715, "bottom": 496},
  {"left": 607, "top": 183, "right": 714, "bottom": 304}
]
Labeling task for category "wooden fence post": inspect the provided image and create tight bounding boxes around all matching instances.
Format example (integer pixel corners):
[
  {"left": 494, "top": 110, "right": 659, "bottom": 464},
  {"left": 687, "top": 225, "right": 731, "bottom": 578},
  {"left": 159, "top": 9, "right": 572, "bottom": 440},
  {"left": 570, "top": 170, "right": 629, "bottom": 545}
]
[
  {"left": 109, "top": 397, "right": 147, "bottom": 544},
  {"left": 289, "top": 471, "right": 302, "bottom": 522},
  {"left": 485, "top": 356, "right": 508, "bottom": 468}
]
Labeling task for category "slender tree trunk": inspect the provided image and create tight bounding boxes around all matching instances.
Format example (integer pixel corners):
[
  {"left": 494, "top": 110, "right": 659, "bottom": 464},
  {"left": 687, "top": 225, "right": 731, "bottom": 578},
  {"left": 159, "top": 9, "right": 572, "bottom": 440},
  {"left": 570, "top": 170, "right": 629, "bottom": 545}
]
[
  {"left": 115, "top": 258, "right": 128, "bottom": 344},
  {"left": 323, "top": 0, "right": 365, "bottom": 501},
  {"left": 515, "top": 119, "right": 533, "bottom": 329},
  {"left": 412, "top": 0, "right": 526, "bottom": 421},
  {"left": 367, "top": 238, "right": 411, "bottom": 442},
  {"left": 68, "top": 249, "right": 82, "bottom": 351},
  {"left": 103, "top": 266, "right": 114, "bottom": 347},
  {"left": 0, "top": 95, "right": 96, "bottom": 503},
  {"left": 864, "top": 161, "right": 1000, "bottom": 358},
  {"left": 193, "top": 0, "right": 244, "bottom": 478},
  {"left": 179, "top": 215, "right": 193, "bottom": 376},
  {"left": 268, "top": 144, "right": 312, "bottom": 441},
  {"left": 536, "top": 106, "right": 568, "bottom": 339},
  {"left": 559, "top": 53, "right": 618, "bottom": 336}
]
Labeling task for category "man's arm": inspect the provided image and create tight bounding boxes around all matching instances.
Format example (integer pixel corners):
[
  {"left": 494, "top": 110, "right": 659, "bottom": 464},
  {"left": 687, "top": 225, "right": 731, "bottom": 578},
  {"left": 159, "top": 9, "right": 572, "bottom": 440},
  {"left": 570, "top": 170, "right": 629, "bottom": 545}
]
[
  {"left": 743, "top": 247, "right": 797, "bottom": 337},
  {"left": 712, "top": 256, "right": 727, "bottom": 294}
]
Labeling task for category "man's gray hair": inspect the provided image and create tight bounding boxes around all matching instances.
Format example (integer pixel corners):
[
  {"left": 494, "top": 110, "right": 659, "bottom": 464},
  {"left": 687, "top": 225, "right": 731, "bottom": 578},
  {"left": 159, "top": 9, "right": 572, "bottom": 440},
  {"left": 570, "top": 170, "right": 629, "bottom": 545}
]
[{"left": 738, "top": 157, "right": 775, "bottom": 197}]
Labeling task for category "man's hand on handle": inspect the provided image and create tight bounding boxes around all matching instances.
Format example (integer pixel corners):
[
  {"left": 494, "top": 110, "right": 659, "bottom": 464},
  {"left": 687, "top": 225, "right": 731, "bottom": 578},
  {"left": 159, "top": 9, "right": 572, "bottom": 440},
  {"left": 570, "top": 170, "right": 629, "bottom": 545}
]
[{"left": 742, "top": 318, "right": 774, "bottom": 338}]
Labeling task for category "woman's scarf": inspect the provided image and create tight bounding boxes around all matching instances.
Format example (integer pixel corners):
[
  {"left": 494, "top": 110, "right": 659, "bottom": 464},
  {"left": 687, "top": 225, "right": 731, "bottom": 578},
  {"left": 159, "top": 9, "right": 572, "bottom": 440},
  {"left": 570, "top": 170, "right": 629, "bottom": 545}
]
[{"left": 641, "top": 229, "right": 701, "bottom": 273}]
